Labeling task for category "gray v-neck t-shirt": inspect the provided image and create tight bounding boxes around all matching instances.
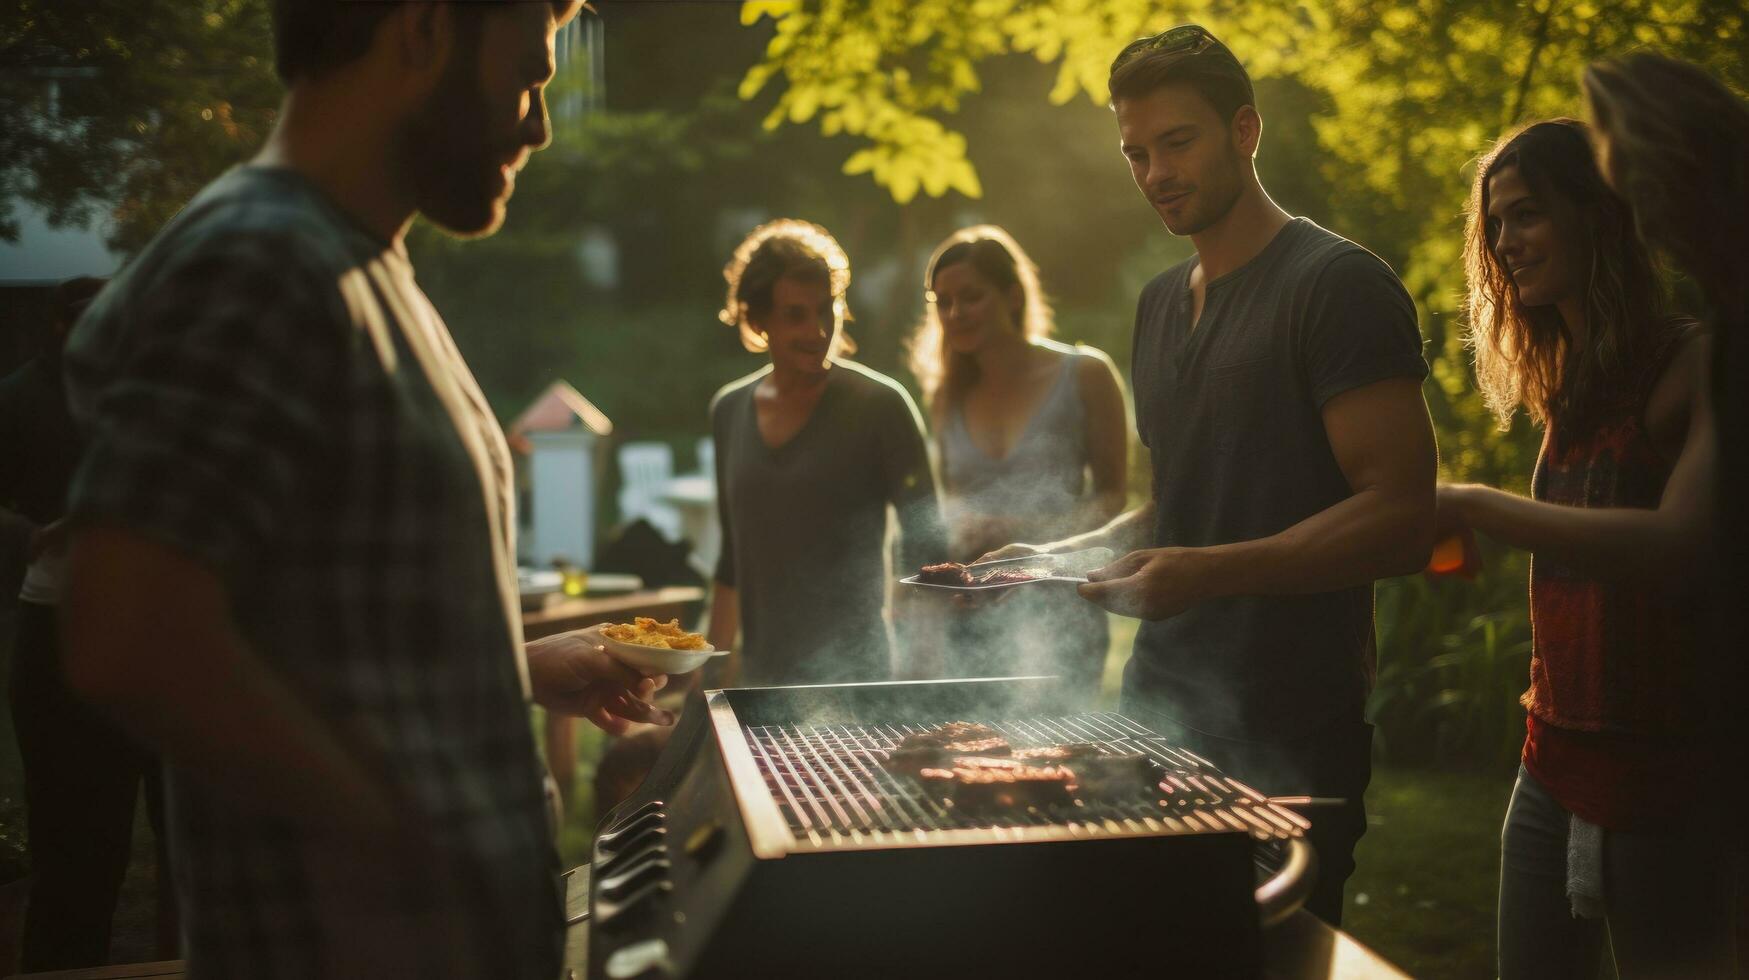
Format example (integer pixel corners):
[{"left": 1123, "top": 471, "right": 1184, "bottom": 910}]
[
  {"left": 1125, "top": 217, "right": 1427, "bottom": 739},
  {"left": 711, "top": 360, "right": 946, "bottom": 685}
]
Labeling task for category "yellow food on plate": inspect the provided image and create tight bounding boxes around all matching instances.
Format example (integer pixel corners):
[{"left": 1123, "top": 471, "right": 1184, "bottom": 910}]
[{"left": 601, "top": 617, "right": 710, "bottom": 651}]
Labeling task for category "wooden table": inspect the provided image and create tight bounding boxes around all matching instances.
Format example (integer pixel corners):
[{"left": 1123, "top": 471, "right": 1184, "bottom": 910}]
[{"left": 522, "top": 586, "right": 706, "bottom": 801}]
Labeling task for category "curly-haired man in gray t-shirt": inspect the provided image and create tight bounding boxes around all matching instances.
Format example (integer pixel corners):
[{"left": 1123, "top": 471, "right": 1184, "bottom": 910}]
[{"left": 984, "top": 25, "right": 1437, "bottom": 926}]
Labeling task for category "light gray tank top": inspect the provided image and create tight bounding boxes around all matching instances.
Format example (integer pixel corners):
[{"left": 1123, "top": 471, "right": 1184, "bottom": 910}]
[{"left": 943, "top": 351, "right": 1089, "bottom": 519}]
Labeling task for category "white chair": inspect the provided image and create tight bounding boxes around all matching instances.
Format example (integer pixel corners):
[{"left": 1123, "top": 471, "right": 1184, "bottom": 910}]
[
  {"left": 617, "top": 441, "right": 682, "bottom": 541},
  {"left": 695, "top": 437, "right": 716, "bottom": 480}
]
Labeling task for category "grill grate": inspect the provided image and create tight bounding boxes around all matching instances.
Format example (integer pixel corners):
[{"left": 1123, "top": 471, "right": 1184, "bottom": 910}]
[{"left": 743, "top": 711, "right": 1309, "bottom": 861}]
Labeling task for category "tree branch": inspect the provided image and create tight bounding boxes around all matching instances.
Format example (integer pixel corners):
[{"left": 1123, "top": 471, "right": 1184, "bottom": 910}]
[{"left": 1505, "top": 0, "right": 1560, "bottom": 125}]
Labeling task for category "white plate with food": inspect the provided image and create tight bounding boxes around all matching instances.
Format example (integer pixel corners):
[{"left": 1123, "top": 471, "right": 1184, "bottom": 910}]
[
  {"left": 899, "top": 548, "right": 1115, "bottom": 592},
  {"left": 583, "top": 617, "right": 724, "bottom": 675}
]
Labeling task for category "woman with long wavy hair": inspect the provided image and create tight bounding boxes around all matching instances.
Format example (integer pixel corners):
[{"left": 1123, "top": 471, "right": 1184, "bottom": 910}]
[
  {"left": 910, "top": 225, "right": 1128, "bottom": 702},
  {"left": 1436, "top": 119, "right": 1732, "bottom": 977}
]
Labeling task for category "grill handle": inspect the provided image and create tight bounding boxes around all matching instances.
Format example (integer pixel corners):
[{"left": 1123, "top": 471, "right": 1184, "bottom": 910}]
[{"left": 1255, "top": 837, "right": 1318, "bottom": 928}]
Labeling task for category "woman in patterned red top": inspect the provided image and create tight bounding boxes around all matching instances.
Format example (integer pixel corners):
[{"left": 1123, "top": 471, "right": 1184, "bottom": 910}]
[{"left": 1436, "top": 119, "right": 1734, "bottom": 978}]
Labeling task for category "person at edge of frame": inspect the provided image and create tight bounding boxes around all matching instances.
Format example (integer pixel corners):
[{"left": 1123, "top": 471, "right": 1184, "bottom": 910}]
[
  {"left": 56, "top": 2, "right": 671, "bottom": 977},
  {"left": 0, "top": 276, "right": 179, "bottom": 970},
  {"left": 1583, "top": 52, "right": 1749, "bottom": 978}
]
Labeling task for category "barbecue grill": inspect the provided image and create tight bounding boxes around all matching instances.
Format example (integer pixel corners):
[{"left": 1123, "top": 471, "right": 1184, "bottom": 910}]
[{"left": 588, "top": 677, "right": 1318, "bottom": 979}]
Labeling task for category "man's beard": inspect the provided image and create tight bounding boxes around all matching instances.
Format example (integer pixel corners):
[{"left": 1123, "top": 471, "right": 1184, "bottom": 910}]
[
  {"left": 1164, "top": 147, "right": 1245, "bottom": 237},
  {"left": 402, "top": 41, "right": 514, "bottom": 238}
]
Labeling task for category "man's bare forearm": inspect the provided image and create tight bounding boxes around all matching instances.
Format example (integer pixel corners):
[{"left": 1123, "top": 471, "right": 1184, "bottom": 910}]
[
  {"left": 1194, "top": 487, "right": 1431, "bottom": 598},
  {"left": 1062, "top": 500, "right": 1154, "bottom": 554},
  {"left": 1043, "top": 490, "right": 1130, "bottom": 550},
  {"left": 63, "top": 528, "right": 400, "bottom": 840},
  {"left": 1455, "top": 484, "right": 1706, "bottom": 584}
]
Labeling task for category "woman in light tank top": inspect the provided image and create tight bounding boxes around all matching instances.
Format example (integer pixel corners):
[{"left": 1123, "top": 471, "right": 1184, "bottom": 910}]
[{"left": 911, "top": 226, "right": 1130, "bottom": 703}]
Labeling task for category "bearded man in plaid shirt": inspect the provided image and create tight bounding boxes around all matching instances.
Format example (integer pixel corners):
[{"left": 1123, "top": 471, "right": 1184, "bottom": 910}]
[{"left": 57, "top": 3, "right": 670, "bottom": 977}]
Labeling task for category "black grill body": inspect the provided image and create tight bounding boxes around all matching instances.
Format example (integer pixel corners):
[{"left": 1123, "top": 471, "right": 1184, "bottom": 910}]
[{"left": 588, "top": 678, "right": 1304, "bottom": 979}]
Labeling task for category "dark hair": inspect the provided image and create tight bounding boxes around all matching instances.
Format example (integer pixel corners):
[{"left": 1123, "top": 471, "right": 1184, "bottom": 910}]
[
  {"left": 271, "top": 0, "right": 577, "bottom": 84},
  {"left": 1464, "top": 118, "right": 1676, "bottom": 430},
  {"left": 271, "top": 1, "right": 399, "bottom": 83},
  {"left": 718, "top": 219, "right": 856, "bottom": 357},
  {"left": 44, "top": 275, "right": 106, "bottom": 355},
  {"left": 909, "top": 225, "right": 1054, "bottom": 406},
  {"left": 52, "top": 276, "right": 106, "bottom": 330},
  {"left": 1584, "top": 53, "right": 1749, "bottom": 311},
  {"left": 1107, "top": 29, "right": 1254, "bottom": 124}
]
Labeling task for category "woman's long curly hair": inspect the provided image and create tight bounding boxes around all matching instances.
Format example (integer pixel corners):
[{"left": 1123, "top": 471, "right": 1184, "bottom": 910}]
[
  {"left": 908, "top": 225, "right": 1054, "bottom": 409},
  {"left": 1464, "top": 118, "right": 1674, "bottom": 430},
  {"left": 719, "top": 218, "right": 856, "bottom": 357}
]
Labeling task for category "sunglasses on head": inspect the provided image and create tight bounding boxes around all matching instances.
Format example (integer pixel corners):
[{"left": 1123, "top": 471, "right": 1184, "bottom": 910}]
[{"left": 1109, "top": 24, "right": 1218, "bottom": 76}]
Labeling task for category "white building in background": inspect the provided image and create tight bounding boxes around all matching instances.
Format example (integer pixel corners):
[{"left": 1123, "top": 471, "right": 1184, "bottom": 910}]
[
  {"left": 552, "top": 15, "right": 604, "bottom": 122},
  {"left": 509, "top": 380, "right": 614, "bottom": 570}
]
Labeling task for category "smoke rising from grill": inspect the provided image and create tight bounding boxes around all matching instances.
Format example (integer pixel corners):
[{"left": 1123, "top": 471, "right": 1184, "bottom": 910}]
[{"left": 734, "top": 485, "right": 1265, "bottom": 796}]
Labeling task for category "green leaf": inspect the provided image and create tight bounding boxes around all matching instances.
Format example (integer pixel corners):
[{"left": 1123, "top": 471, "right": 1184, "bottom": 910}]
[
  {"left": 841, "top": 147, "right": 880, "bottom": 175},
  {"left": 740, "top": 0, "right": 800, "bottom": 27},
  {"left": 737, "top": 63, "right": 776, "bottom": 101}
]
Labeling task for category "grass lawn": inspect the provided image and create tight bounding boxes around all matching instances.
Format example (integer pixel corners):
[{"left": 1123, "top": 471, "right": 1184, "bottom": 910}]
[{"left": 1347, "top": 765, "right": 1512, "bottom": 978}]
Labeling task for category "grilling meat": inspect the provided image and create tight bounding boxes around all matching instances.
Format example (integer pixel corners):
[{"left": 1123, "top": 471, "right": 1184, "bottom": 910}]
[
  {"left": 926, "top": 721, "right": 1003, "bottom": 743},
  {"left": 1015, "top": 744, "right": 1156, "bottom": 798},
  {"left": 1011, "top": 744, "right": 1094, "bottom": 765},
  {"left": 888, "top": 725, "right": 1153, "bottom": 806},
  {"left": 919, "top": 758, "right": 1077, "bottom": 813},
  {"left": 886, "top": 723, "right": 1011, "bottom": 776},
  {"left": 918, "top": 561, "right": 973, "bottom": 586},
  {"left": 915, "top": 562, "right": 1048, "bottom": 587}
]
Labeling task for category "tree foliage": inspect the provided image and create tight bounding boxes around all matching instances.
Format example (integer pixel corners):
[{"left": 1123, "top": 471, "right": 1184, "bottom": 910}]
[
  {"left": 741, "top": 0, "right": 1746, "bottom": 481},
  {"left": 0, "top": 0, "right": 279, "bottom": 254},
  {"left": 740, "top": 0, "right": 1746, "bottom": 764}
]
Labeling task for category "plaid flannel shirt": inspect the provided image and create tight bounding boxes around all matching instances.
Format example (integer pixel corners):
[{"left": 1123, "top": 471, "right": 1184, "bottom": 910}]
[{"left": 64, "top": 167, "right": 562, "bottom": 979}]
